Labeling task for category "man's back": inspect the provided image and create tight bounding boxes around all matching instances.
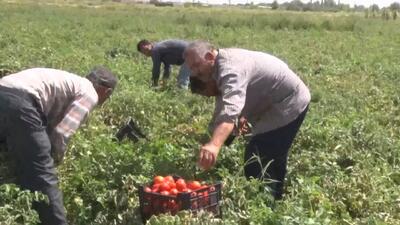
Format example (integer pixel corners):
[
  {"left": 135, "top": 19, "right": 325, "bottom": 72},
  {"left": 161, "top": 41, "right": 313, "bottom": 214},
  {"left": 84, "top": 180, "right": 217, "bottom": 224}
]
[
  {"left": 152, "top": 39, "right": 188, "bottom": 66},
  {"left": 213, "top": 48, "right": 311, "bottom": 134},
  {"left": 0, "top": 68, "right": 98, "bottom": 128}
]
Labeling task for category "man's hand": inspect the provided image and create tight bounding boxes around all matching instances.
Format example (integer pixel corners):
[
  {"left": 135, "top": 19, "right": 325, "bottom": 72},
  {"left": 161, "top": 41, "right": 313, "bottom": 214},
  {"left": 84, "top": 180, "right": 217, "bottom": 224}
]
[
  {"left": 49, "top": 131, "right": 68, "bottom": 166},
  {"left": 238, "top": 116, "right": 250, "bottom": 135},
  {"left": 198, "top": 142, "right": 221, "bottom": 170}
]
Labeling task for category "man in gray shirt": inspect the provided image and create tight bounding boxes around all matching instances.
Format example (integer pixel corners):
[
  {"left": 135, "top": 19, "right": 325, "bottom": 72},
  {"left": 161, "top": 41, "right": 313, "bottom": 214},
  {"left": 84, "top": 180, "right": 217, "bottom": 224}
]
[
  {"left": 184, "top": 41, "right": 311, "bottom": 200},
  {"left": 137, "top": 39, "right": 191, "bottom": 89}
]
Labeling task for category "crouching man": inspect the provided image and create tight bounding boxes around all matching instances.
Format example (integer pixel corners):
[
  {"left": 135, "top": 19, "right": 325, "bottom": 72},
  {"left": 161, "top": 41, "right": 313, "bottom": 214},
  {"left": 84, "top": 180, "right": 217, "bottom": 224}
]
[
  {"left": 0, "top": 67, "right": 117, "bottom": 224},
  {"left": 185, "top": 41, "right": 310, "bottom": 200}
]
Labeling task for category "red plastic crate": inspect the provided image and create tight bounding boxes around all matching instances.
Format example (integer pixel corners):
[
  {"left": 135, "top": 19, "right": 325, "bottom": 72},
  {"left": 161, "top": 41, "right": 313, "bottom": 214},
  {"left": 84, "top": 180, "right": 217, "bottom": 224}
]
[{"left": 138, "top": 179, "right": 222, "bottom": 221}]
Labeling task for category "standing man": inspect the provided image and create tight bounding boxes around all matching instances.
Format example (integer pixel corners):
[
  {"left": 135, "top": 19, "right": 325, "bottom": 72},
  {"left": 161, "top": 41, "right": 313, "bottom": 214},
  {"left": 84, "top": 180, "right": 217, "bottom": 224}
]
[
  {"left": 137, "top": 39, "right": 191, "bottom": 89},
  {"left": 184, "top": 41, "right": 311, "bottom": 200},
  {"left": 0, "top": 67, "right": 117, "bottom": 224}
]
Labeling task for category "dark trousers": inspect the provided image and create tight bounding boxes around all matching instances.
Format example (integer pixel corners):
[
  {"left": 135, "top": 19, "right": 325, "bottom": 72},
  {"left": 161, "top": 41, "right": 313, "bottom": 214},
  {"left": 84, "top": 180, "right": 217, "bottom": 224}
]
[
  {"left": 0, "top": 86, "right": 67, "bottom": 225},
  {"left": 244, "top": 106, "right": 309, "bottom": 200}
]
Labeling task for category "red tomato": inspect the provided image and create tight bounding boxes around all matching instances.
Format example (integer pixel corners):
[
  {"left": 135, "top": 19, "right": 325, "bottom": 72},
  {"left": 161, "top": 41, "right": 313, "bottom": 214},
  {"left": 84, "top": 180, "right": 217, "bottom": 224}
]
[
  {"left": 176, "top": 179, "right": 187, "bottom": 191},
  {"left": 154, "top": 176, "right": 165, "bottom": 184},
  {"left": 160, "top": 183, "right": 171, "bottom": 192},
  {"left": 200, "top": 185, "right": 208, "bottom": 190},
  {"left": 191, "top": 200, "right": 198, "bottom": 209},
  {"left": 152, "top": 183, "right": 160, "bottom": 192},
  {"left": 168, "top": 182, "right": 176, "bottom": 189},
  {"left": 170, "top": 188, "right": 178, "bottom": 196},
  {"left": 168, "top": 200, "right": 179, "bottom": 214},
  {"left": 180, "top": 188, "right": 191, "bottom": 193},
  {"left": 144, "top": 186, "right": 152, "bottom": 192},
  {"left": 188, "top": 181, "right": 201, "bottom": 190},
  {"left": 164, "top": 175, "right": 174, "bottom": 183},
  {"left": 199, "top": 191, "right": 209, "bottom": 207},
  {"left": 160, "top": 190, "right": 170, "bottom": 196}
]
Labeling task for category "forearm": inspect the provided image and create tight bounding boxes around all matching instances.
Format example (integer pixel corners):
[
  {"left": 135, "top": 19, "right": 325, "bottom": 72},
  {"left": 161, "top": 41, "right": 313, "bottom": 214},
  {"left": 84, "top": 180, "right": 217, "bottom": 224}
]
[
  {"left": 163, "top": 64, "right": 171, "bottom": 79},
  {"left": 209, "top": 122, "right": 235, "bottom": 148}
]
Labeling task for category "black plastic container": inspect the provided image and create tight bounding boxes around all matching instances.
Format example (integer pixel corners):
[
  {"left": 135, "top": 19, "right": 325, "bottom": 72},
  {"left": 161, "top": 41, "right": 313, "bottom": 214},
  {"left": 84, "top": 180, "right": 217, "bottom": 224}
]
[{"left": 138, "top": 179, "right": 222, "bottom": 222}]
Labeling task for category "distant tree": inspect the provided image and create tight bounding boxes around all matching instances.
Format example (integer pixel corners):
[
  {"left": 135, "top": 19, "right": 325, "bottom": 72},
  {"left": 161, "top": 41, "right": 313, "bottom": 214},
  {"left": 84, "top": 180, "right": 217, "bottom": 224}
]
[
  {"left": 393, "top": 10, "right": 398, "bottom": 20},
  {"left": 371, "top": 4, "right": 380, "bottom": 12},
  {"left": 370, "top": 4, "right": 380, "bottom": 17},
  {"left": 364, "top": 9, "right": 369, "bottom": 18},
  {"left": 271, "top": 0, "right": 279, "bottom": 10},
  {"left": 389, "top": 2, "right": 400, "bottom": 11},
  {"left": 382, "top": 9, "right": 390, "bottom": 20},
  {"left": 323, "top": 0, "right": 336, "bottom": 7},
  {"left": 354, "top": 4, "right": 366, "bottom": 12},
  {"left": 286, "top": 0, "right": 304, "bottom": 11}
]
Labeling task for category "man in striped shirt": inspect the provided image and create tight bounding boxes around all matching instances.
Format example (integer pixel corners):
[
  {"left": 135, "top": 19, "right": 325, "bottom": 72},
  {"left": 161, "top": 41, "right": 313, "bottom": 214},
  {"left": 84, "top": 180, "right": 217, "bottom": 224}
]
[
  {"left": 184, "top": 41, "right": 311, "bottom": 200},
  {"left": 0, "top": 67, "right": 117, "bottom": 225}
]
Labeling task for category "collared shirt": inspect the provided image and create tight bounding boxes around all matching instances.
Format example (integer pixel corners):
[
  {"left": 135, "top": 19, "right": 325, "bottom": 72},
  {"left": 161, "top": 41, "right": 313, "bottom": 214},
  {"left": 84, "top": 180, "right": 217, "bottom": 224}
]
[
  {"left": 0, "top": 68, "right": 98, "bottom": 153},
  {"left": 151, "top": 39, "right": 188, "bottom": 82},
  {"left": 210, "top": 48, "right": 311, "bottom": 135}
]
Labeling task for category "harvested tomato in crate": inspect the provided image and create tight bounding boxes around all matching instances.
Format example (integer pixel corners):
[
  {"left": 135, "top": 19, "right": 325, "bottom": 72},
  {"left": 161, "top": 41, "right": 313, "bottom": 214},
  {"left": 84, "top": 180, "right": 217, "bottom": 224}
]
[{"left": 138, "top": 175, "right": 222, "bottom": 221}]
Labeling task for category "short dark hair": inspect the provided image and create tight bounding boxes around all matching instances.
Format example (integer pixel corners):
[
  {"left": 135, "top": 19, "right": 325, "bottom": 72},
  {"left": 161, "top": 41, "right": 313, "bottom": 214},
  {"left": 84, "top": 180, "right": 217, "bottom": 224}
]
[
  {"left": 189, "top": 76, "right": 206, "bottom": 94},
  {"left": 137, "top": 39, "right": 151, "bottom": 52},
  {"left": 86, "top": 66, "right": 118, "bottom": 90}
]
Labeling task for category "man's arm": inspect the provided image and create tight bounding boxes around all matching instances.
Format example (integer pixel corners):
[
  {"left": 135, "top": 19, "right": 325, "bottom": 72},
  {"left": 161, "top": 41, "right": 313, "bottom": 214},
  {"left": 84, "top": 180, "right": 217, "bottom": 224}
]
[
  {"left": 198, "top": 71, "right": 248, "bottom": 170},
  {"left": 163, "top": 63, "right": 171, "bottom": 80},
  {"left": 198, "top": 122, "right": 234, "bottom": 170},
  {"left": 50, "top": 94, "right": 97, "bottom": 163},
  {"left": 151, "top": 52, "right": 162, "bottom": 86}
]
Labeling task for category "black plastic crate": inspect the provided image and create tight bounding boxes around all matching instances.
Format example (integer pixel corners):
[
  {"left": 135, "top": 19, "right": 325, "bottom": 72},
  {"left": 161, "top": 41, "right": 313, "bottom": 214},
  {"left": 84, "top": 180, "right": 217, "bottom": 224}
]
[{"left": 138, "top": 179, "right": 222, "bottom": 222}]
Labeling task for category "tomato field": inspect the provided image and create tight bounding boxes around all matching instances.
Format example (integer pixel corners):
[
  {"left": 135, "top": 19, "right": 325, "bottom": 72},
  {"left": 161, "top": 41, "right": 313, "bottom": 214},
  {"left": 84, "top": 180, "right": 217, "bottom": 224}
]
[{"left": 0, "top": 0, "right": 399, "bottom": 224}]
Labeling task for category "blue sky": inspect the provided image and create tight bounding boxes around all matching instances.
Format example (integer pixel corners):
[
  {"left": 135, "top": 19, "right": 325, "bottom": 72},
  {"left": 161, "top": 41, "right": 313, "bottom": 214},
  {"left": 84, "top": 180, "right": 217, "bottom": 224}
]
[{"left": 174, "top": 0, "right": 399, "bottom": 7}]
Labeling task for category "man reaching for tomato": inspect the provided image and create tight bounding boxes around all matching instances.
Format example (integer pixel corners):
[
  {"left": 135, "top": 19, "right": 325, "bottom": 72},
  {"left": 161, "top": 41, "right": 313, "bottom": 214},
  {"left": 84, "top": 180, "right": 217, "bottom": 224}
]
[{"left": 184, "top": 41, "right": 311, "bottom": 200}]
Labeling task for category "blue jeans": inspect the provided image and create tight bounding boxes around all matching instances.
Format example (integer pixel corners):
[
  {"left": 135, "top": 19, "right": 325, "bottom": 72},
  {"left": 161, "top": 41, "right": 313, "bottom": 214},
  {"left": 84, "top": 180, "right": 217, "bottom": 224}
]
[
  {"left": 177, "top": 63, "right": 191, "bottom": 89},
  {"left": 244, "top": 105, "right": 309, "bottom": 200},
  {"left": 0, "top": 86, "right": 67, "bottom": 225}
]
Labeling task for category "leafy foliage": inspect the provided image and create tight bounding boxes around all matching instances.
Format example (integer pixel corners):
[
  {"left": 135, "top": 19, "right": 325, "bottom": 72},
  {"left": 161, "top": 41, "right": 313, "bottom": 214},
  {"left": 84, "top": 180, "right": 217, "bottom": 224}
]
[{"left": 0, "top": 1, "right": 399, "bottom": 224}]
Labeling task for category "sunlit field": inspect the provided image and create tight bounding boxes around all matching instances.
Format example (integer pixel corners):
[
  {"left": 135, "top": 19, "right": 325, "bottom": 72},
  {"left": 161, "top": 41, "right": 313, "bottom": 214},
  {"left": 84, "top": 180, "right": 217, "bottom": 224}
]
[{"left": 0, "top": 1, "right": 399, "bottom": 224}]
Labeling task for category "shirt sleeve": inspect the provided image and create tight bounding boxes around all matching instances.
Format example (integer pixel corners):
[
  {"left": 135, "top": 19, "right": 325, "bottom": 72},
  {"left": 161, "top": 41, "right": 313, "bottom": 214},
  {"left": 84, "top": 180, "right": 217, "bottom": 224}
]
[
  {"left": 151, "top": 51, "right": 162, "bottom": 84},
  {"left": 54, "top": 93, "right": 97, "bottom": 140},
  {"left": 213, "top": 72, "right": 247, "bottom": 126},
  {"left": 163, "top": 63, "right": 171, "bottom": 79}
]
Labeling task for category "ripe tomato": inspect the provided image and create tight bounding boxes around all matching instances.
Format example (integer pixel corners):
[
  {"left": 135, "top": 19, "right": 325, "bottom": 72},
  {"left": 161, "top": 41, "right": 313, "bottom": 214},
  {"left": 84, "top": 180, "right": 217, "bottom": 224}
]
[
  {"left": 170, "top": 188, "right": 178, "bottom": 196},
  {"left": 160, "top": 183, "right": 171, "bottom": 192},
  {"left": 181, "top": 188, "right": 191, "bottom": 193},
  {"left": 160, "top": 190, "right": 170, "bottom": 196},
  {"left": 164, "top": 175, "right": 174, "bottom": 183},
  {"left": 200, "top": 185, "right": 208, "bottom": 190},
  {"left": 154, "top": 176, "right": 165, "bottom": 184},
  {"left": 188, "top": 181, "right": 201, "bottom": 190},
  {"left": 168, "top": 182, "right": 176, "bottom": 189},
  {"left": 152, "top": 183, "right": 161, "bottom": 192},
  {"left": 176, "top": 179, "right": 187, "bottom": 191},
  {"left": 144, "top": 186, "right": 152, "bottom": 192},
  {"left": 168, "top": 200, "right": 179, "bottom": 214}
]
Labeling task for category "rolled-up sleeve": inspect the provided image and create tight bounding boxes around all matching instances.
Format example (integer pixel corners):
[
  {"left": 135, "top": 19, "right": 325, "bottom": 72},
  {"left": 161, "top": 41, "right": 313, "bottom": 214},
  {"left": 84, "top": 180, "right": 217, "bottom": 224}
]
[
  {"left": 51, "top": 93, "right": 97, "bottom": 154},
  {"left": 213, "top": 72, "right": 247, "bottom": 126},
  {"left": 151, "top": 51, "right": 162, "bottom": 82}
]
